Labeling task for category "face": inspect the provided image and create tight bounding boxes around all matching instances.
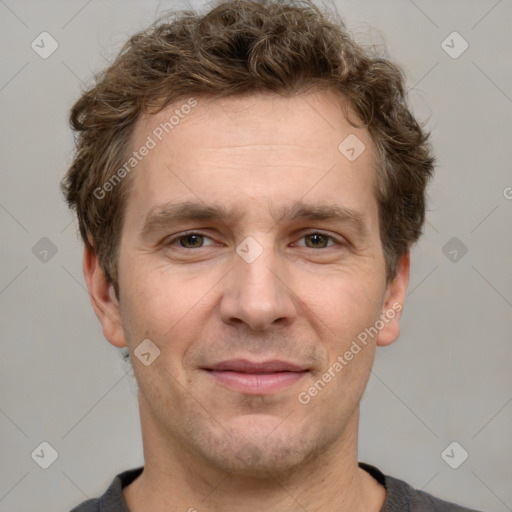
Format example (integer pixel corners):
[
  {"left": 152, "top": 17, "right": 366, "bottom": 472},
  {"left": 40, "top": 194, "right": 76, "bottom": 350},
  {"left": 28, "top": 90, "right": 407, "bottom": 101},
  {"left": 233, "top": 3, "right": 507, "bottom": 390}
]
[{"left": 87, "top": 91, "right": 408, "bottom": 476}]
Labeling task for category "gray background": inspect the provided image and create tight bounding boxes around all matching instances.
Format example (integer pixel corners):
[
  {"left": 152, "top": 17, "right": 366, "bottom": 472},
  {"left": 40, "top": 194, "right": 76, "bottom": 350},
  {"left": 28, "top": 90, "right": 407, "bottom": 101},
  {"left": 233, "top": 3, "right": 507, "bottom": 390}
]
[{"left": 0, "top": 0, "right": 511, "bottom": 511}]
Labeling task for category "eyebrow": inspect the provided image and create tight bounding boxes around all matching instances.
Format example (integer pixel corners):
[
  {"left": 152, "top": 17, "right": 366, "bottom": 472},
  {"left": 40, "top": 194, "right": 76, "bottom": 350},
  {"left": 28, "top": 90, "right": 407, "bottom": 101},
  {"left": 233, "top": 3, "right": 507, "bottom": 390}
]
[{"left": 141, "top": 200, "right": 368, "bottom": 237}]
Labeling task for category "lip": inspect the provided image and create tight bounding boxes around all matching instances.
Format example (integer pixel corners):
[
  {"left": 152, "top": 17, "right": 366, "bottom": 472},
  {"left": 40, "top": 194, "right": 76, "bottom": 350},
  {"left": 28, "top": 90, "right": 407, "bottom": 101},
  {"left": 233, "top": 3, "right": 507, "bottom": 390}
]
[{"left": 203, "top": 359, "right": 309, "bottom": 395}]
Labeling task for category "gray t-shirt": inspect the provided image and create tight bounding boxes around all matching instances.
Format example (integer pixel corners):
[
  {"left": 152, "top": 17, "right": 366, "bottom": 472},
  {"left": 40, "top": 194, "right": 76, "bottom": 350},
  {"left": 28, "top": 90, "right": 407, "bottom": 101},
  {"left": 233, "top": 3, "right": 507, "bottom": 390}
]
[{"left": 70, "top": 463, "right": 482, "bottom": 511}]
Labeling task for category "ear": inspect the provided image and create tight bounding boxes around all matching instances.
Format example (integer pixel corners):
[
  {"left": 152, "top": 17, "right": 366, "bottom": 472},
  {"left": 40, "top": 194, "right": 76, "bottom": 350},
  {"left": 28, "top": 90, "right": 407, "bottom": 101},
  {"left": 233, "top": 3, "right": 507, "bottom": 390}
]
[
  {"left": 83, "top": 244, "right": 127, "bottom": 348},
  {"left": 376, "top": 252, "right": 410, "bottom": 347}
]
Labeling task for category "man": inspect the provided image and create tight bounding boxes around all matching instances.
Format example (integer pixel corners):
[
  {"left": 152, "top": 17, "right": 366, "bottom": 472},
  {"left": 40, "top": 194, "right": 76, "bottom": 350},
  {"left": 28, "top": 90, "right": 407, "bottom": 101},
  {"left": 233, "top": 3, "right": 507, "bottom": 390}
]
[{"left": 62, "top": 0, "right": 480, "bottom": 510}]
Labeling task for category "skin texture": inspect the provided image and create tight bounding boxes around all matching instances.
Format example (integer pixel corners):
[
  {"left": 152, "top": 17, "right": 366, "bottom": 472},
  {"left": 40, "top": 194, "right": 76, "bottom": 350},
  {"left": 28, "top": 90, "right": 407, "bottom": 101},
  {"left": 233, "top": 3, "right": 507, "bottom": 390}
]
[{"left": 84, "top": 90, "right": 409, "bottom": 511}]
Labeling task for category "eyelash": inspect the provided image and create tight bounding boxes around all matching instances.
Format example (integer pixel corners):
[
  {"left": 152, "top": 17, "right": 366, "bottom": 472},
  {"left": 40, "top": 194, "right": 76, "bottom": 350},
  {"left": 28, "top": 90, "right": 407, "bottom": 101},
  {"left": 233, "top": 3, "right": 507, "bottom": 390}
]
[{"left": 164, "top": 231, "right": 343, "bottom": 249}]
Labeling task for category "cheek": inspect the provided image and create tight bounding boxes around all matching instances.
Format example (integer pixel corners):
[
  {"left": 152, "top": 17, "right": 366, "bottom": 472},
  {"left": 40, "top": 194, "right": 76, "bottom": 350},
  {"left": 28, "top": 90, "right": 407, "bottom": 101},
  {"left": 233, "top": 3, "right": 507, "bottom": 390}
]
[
  {"left": 316, "top": 274, "right": 384, "bottom": 347},
  {"left": 119, "top": 261, "right": 225, "bottom": 372},
  {"left": 307, "top": 281, "right": 381, "bottom": 408},
  {"left": 123, "top": 257, "right": 204, "bottom": 316}
]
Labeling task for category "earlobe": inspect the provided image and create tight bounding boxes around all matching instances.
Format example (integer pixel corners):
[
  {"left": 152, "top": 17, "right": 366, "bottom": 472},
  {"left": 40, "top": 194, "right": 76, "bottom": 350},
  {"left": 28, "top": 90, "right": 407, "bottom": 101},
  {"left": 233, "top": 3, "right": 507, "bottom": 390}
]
[
  {"left": 376, "top": 252, "right": 410, "bottom": 347},
  {"left": 83, "top": 244, "right": 127, "bottom": 348}
]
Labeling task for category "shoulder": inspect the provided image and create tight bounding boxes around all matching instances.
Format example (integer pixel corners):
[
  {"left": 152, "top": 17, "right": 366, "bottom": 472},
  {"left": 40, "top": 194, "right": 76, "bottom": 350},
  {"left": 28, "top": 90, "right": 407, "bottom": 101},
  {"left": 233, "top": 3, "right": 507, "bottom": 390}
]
[
  {"left": 359, "top": 463, "right": 484, "bottom": 512},
  {"left": 69, "top": 467, "right": 143, "bottom": 512},
  {"left": 70, "top": 498, "right": 99, "bottom": 512}
]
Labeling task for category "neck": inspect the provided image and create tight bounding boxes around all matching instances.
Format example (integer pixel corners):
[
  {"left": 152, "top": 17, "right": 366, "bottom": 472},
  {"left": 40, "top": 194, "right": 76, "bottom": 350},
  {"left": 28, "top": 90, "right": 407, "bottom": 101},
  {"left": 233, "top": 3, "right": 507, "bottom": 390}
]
[{"left": 123, "top": 400, "right": 385, "bottom": 512}]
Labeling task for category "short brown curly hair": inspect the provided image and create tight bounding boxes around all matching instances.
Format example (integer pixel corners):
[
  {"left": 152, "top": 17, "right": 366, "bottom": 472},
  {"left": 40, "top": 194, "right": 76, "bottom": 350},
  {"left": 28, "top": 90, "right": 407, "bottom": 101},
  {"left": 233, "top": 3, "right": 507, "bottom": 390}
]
[{"left": 61, "top": 0, "right": 434, "bottom": 296}]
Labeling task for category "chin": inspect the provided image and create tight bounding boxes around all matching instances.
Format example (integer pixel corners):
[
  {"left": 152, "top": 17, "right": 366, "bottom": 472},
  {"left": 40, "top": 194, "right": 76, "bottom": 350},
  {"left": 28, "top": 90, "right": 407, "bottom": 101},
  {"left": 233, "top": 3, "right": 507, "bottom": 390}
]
[
  {"left": 208, "top": 443, "right": 312, "bottom": 477},
  {"left": 191, "top": 415, "right": 328, "bottom": 477}
]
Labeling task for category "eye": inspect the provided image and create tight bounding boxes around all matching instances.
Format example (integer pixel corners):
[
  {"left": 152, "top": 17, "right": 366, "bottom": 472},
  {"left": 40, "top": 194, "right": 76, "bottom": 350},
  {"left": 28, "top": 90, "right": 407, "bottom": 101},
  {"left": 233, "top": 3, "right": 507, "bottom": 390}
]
[
  {"left": 167, "top": 232, "right": 216, "bottom": 249},
  {"left": 164, "top": 231, "right": 341, "bottom": 251},
  {"left": 297, "top": 232, "right": 338, "bottom": 249}
]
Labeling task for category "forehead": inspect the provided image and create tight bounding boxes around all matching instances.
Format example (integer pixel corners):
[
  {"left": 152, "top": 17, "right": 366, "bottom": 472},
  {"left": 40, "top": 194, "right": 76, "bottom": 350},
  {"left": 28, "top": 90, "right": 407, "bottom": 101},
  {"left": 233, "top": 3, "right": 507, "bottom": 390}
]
[
  {"left": 136, "top": 90, "right": 374, "bottom": 154},
  {"left": 124, "top": 91, "right": 379, "bottom": 228}
]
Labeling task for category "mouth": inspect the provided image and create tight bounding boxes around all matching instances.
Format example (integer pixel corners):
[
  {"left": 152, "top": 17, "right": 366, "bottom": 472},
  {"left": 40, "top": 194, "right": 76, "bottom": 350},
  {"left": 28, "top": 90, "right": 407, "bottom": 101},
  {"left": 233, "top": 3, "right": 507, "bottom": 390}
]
[{"left": 202, "top": 359, "right": 310, "bottom": 395}]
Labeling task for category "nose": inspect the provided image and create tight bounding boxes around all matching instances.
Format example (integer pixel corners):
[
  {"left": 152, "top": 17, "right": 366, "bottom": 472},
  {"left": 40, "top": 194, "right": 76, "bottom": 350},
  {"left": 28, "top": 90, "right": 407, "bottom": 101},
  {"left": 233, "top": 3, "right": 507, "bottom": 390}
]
[{"left": 219, "top": 241, "right": 297, "bottom": 331}]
